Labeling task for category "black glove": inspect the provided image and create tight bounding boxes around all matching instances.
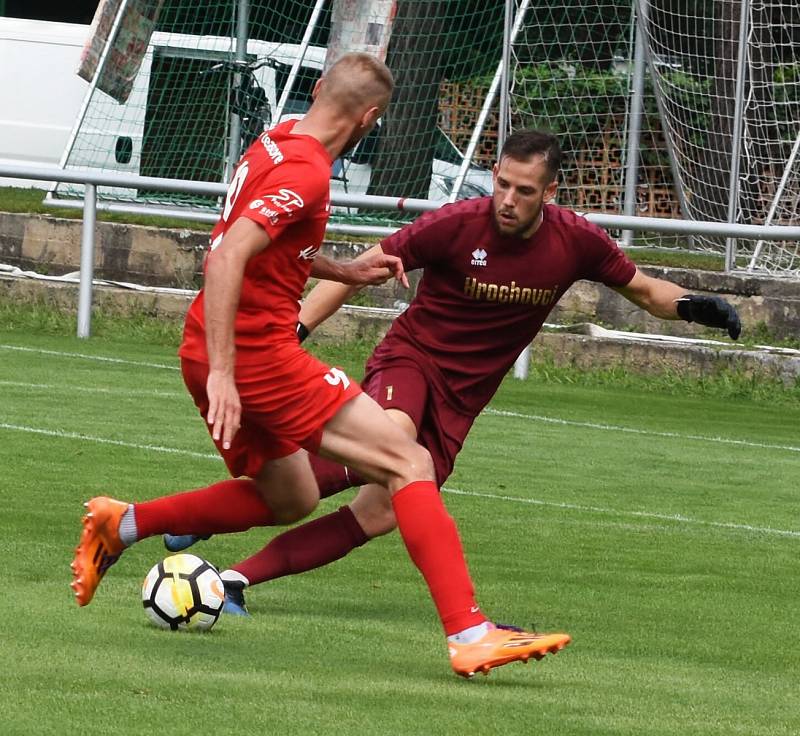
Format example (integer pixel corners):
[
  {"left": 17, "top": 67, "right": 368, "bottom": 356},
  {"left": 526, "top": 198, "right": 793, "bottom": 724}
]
[
  {"left": 296, "top": 321, "right": 310, "bottom": 343},
  {"left": 675, "top": 295, "right": 741, "bottom": 340}
]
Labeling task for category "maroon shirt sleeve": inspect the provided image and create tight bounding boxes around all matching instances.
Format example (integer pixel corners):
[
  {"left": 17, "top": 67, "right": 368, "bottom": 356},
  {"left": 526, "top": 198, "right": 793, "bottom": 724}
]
[
  {"left": 578, "top": 219, "right": 637, "bottom": 287},
  {"left": 380, "top": 204, "right": 463, "bottom": 270}
]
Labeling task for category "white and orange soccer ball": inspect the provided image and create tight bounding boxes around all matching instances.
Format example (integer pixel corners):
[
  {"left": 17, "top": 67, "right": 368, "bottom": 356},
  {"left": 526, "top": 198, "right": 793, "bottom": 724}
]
[{"left": 141, "top": 554, "right": 225, "bottom": 631}]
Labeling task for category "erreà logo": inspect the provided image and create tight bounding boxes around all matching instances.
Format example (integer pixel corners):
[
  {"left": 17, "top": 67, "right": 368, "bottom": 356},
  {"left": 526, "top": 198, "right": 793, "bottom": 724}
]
[{"left": 471, "top": 248, "right": 488, "bottom": 266}]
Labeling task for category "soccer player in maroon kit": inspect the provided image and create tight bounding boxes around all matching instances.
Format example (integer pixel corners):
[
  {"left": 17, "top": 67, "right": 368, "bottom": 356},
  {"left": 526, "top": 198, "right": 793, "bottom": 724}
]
[
  {"left": 166, "top": 129, "right": 741, "bottom": 664},
  {"left": 70, "top": 57, "right": 571, "bottom": 679}
]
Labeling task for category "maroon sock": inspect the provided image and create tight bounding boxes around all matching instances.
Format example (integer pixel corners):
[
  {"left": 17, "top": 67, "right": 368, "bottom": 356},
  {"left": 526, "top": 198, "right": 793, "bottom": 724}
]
[
  {"left": 231, "top": 505, "right": 368, "bottom": 585},
  {"left": 134, "top": 479, "right": 273, "bottom": 539},
  {"left": 391, "top": 481, "right": 486, "bottom": 635},
  {"left": 310, "top": 454, "right": 365, "bottom": 499}
]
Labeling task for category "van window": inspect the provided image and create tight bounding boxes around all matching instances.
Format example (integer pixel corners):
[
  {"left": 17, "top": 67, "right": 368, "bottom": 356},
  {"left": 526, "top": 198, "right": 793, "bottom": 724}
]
[
  {"left": 3, "top": 0, "right": 96, "bottom": 23},
  {"left": 139, "top": 49, "right": 234, "bottom": 204},
  {"left": 272, "top": 59, "right": 319, "bottom": 109}
]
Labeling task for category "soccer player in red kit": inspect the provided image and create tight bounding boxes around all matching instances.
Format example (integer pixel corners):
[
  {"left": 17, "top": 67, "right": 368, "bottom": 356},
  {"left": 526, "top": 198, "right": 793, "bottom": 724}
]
[
  {"left": 70, "top": 59, "right": 571, "bottom": 678},
  {"left": 165, "top": 129, "right": 741, "bottom": 673}
]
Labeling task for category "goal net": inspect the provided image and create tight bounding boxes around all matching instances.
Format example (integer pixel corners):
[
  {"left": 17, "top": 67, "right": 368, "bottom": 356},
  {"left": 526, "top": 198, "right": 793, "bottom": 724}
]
[
  {"left": 50, "top": 0, "right": 800, "bottom": 276},
  {"left": 640, "top": 0, "right": 800, "bottom": 275},
  {"left": 51, "top": 0, "right": 506, "bottom": 222}
]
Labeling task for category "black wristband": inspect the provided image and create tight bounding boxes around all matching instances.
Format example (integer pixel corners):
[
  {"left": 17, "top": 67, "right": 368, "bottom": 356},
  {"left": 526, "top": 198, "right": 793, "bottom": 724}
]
[{"left": 296, "top": 321, "right": 310, "bottom": 343}]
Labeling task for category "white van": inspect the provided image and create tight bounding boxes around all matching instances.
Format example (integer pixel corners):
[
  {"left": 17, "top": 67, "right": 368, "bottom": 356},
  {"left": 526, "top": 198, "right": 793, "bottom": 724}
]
[{"left": 0, "top": 17, "right": 492, "bottom": 202}]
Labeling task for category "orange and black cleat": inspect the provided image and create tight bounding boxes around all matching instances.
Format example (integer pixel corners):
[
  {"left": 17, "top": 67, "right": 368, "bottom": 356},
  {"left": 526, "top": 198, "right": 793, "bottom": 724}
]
[
  {"left": 70, "top": 496, "right": 128, "bottom": 606},
  {"left": 449, "top": 624, "right": 571, "bottom": 678}
]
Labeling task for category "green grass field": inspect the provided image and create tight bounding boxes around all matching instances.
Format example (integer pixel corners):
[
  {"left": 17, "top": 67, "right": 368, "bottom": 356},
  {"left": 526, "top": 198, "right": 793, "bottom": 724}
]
[{"left": 1, "top": 327, "right": 798, "bottom": 736}]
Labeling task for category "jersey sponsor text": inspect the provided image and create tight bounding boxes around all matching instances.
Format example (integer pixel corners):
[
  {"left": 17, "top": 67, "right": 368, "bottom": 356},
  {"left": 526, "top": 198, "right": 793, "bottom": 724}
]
[
  {"left": 463, "top": 276, "right": 558, "bottom": 306},
  {"left": 259, "top": 132, "right": 284, "bottom": 164}
]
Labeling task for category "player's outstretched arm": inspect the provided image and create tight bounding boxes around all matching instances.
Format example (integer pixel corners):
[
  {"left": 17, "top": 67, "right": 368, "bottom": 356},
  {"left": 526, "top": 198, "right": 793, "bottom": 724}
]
[
  {"left": 204, "top": 218, "right": 272, "bottom": 449},
  {"left": 300, "top": 244, "right": 406, "bottom": 333},
  {"left": 311, "top": 246, "right": 408, "bottom": 288},
  {"left": 613, "top": 268, "right": 741, "bottom": 339}
]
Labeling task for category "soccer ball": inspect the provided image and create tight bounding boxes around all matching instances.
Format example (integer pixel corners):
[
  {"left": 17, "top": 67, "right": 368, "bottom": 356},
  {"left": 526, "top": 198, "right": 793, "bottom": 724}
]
[{"left": 141, "top": 554, "right": 225, "bottom": 631}]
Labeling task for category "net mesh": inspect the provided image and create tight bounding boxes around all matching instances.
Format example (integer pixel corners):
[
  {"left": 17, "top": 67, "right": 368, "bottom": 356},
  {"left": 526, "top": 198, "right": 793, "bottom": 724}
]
[
  {"left": 642, "top": 0, "right": 800, "bottom": 275},
  {"left": 51, "top": 0, "right": 800, "bottom": 276},
  {"left": 507, "top": 0, "right": 677, "bottom": 225},
  {"left": 53, "top": 0, "right": 503, "bottom": 220}
]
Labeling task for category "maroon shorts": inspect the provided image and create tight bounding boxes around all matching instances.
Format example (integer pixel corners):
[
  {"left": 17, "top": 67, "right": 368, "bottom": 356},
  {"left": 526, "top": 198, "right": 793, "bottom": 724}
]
[
  {"left": 181, "top": 344, "right": 361, "bottom": 478},
  {"left": 361, "top": 356, "right": 476, "bottom": 486}
]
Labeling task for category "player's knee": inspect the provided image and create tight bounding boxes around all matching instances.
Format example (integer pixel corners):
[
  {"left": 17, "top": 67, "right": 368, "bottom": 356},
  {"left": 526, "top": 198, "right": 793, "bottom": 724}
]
[
  {"left": 389, "top": 441, "right": 435, "bottom": 490},
  {"left": 269, "top": 493, "right": 318, "bottom": 525}
]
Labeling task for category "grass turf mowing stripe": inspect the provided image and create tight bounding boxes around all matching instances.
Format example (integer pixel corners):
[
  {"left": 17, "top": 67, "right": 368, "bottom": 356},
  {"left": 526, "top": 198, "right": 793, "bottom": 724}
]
[
  {"left": 1, "top": 420, "right": 797, "bottom": 540},
  {"left": 0, "top": 422, "right": 220, "bottom": 460},
  {"left": 0, "top": 343, "right": 180, "bottom": 370},
  {"left": 1, "top": 368, "right": 796, "bottom": 456},
  {"left": 442, "top": 487, "right": 800, "bottom": 539},
  {"left": 484, "top": 407, "right": 800, "bottom": 454},
  {"left": 0, "top": 380, "right": 184, "bottom": 398}
]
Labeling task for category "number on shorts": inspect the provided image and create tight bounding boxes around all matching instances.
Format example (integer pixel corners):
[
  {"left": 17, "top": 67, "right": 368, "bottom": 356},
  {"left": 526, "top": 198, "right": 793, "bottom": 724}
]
[{"left": 324, "top": 367, "right": 350, "bottom": 390}]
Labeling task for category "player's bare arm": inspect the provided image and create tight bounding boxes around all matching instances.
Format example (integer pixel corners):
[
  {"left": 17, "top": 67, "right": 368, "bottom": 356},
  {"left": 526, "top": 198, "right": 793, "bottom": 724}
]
[
  {"left": 613, "top": 268, "right": 687, "bottom": 319},
  {"left": 301, "top": 244, "right": 391, "bottom": 330},
  {"left": 613, "top": 267, "right": 741, "bottom": 339},
  {"left": 204, "top": 217, "right": 272, "bottom": 449},
  {"left": 310, "top": 247, "right": 408, "bottom": 288}
]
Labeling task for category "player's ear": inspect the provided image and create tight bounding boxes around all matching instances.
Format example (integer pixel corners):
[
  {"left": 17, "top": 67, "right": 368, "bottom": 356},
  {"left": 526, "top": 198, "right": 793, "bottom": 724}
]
[
  {"left": 311, "top": 78, "right": 324, "bottom": 101},
  {"left": 361, "top": 105, "right": 380, "bottom": 130},
  {"left": 544, "top": 178, "right": 558, "bottom": 202}
]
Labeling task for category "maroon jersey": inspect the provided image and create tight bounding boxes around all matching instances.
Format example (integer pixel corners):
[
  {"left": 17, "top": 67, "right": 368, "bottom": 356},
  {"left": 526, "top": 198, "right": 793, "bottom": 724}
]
[{"left": 375, "top": 197, "right": 636, "bottom": 416}]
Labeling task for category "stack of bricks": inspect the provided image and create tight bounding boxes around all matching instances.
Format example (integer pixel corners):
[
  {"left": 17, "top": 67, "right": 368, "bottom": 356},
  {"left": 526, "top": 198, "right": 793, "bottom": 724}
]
[{"left": 438, "top": 81, "right": 681, "bottom": 218}]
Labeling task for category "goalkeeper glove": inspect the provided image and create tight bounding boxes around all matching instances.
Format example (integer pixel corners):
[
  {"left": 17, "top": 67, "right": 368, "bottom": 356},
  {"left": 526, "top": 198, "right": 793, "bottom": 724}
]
[
  {"left": 296, "top": 321, "right": 310, "bottom": 343},
  {"left": 675, "top": 295, "right": 741, "bottom": 340}
]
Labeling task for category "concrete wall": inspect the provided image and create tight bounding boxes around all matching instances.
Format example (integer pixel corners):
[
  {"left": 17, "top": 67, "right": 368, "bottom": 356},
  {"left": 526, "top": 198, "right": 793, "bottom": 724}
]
[{"left": 0, "top": 211, "right": 797, "bottom": 342}]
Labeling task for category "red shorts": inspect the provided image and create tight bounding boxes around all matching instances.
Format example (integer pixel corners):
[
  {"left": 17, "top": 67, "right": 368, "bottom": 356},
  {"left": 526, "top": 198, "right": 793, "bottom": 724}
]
[
  {"left": 361, "top": 356, "right": 476, "bottom": 486},
  {"left": 181, "top": 344, "right": 361, "bottom": 478}
]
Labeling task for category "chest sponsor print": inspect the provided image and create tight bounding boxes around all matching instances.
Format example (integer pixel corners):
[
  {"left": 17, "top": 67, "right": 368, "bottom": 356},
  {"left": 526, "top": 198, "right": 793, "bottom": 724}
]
[{"left": 463, "top": 276, "right": 558, "bottom": 306}]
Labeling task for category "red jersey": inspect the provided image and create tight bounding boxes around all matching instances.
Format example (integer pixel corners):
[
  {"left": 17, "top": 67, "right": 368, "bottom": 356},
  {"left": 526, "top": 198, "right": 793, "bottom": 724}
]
[
  {"left": 373, "top": 197, "right": 636, "bottom": 416},
  {"left": 180, "top": 119, "right": 332, "bottom": 364}
]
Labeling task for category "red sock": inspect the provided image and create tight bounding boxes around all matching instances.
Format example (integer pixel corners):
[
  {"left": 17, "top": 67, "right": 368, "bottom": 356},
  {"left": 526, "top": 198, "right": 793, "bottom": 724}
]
[
  {"left": 134, "top": 479, "right": 273, "bottom": 539},
  {"left": 391, "top": 481, "right": 486, "bottom": 635},
  {"left": 231, "top": 506, "right": 368, "bottom": 584}
]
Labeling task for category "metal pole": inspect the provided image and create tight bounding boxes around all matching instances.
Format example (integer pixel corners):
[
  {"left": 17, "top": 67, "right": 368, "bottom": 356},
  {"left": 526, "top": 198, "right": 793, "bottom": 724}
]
[
  {"left": 622, "top": 3, "right": 646, "bottom": 247},
  {"left": 503, "top": 0, "right": 529, "bottom": 379},
  {"left": 747, "top": 126, "right": 800, "bottom": 271},
  {"left": 225, "top": 0, "right": 250, "bottom": 181},
  {"left": 724, "top": 0, "right": 751, "bottom": 272},
  {"left": 498, "top": 0, "right": 514, "bottom": 153},
  {"left": 636, "top": 0, "right": 692, "bottom": 227},
  {"left": 77, "top": 184, "right": 98, "bottom": 338},
  {"left": 449, "top": 0, "right": 531, "bottom": 202},
  {"left": 274, "top": 0, "right": 327, "bottom": 122}
]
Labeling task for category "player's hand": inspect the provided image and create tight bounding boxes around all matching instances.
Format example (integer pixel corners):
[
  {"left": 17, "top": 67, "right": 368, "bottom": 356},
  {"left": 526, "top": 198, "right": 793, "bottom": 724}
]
[
  {"left": 206, "top": 369, "right": 241, "bottom": 450},
  {"left": 675, "top": 294, "right": 741, "bottom": 340},
  {"left": 343, "top": 253, "right": 409, "bottom": 288}
]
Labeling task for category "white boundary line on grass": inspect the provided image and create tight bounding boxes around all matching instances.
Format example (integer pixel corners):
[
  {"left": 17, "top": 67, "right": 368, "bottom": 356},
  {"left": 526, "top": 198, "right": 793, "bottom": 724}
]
[
  {"left": 0, "top": 344, "right": 180, "bottom": 370},
  {"left": 0, "top": 421, "right": 797, "bottom": 539},
  {"left": 484, "top": 408, "right": 800, "bottom": 454},
  {"left": 0, "top": 423, "right": 218, "bottom": 460},
  {"left": 442, "top": 487, "right": 800, "bottom": 539},
  {"left": 2, "top": 343, "right": 799, "bottom": 455}
]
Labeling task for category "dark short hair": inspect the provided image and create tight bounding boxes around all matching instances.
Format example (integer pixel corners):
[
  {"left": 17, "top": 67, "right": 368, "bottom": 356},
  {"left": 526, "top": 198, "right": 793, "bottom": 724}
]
[{"left": 499, "top": 129, "right": 562, "bottom": 182}]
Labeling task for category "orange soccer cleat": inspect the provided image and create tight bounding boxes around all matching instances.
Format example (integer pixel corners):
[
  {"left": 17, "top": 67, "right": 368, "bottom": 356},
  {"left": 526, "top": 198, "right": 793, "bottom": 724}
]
[
  {"left": 448, "top": 624, "right": 571, "bottom": 678},
  {"left": 70, "top": 496, "right": 129, "bottom": 606}
]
